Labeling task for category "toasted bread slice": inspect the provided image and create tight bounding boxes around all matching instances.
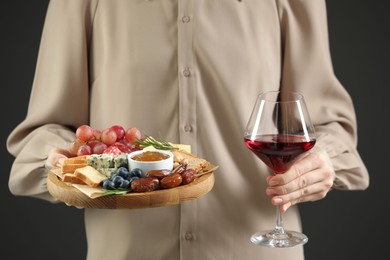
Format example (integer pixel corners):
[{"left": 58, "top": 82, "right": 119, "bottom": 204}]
[
  {"left": 63, "top": 156, "right": 87, "bottom": 164},
  {"left": 74, "top": 165, "right": 107, "bottom": 188},
  {"left": 61, "top": 163, "right": 88, "bottom": 174},
  {"left": 172, "top": 150, "right": 210, "bottom": 173},
  {"left": 61, "top": 173, "right": 86, "bottom": 185}
]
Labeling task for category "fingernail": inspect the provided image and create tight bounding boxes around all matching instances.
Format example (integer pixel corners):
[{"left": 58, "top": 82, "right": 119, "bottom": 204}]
[
  {"left": 269, "top": 179, "right": 278, "bottom": 186},
  {"left": 282, "top": 203, "right": 290, "bottom": 212},
  {"left": 57, "top": 158, "right": 65, "bottom": 166},
  {"left": 273, "top": 197, "right": 283, "bottom": 205}
]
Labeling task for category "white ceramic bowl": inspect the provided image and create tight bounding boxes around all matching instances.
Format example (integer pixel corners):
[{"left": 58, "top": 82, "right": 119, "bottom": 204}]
[{"left": 127, "top": 150, "right": 174, "bottom": 176}]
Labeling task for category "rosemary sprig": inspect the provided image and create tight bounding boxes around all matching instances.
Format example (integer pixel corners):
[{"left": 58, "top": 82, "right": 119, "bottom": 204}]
[
  {"left": 135, "top": 135, "right": 177, "bottom": 151},
  {"left": 103, "top": 188, "right": 130, "bottom": 196}
]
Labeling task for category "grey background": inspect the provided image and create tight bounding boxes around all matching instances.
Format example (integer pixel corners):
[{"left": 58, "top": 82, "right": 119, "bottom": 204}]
[{"left": 1, "top": 1, "right": 388, "bottom": 259}]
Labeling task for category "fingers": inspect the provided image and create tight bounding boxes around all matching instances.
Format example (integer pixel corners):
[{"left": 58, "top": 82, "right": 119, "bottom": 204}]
[
  {"left": 47, "top": 153, "right": 67, "bottom": 168},
  {"left": 46, "top": 147, "right": 72, "bottom": 168},
  {"left": 272, "top": 152, "right": 323, "bottom": 186},
  {"left": 271, "top": 180, "right": 332, "bottom": 213},
  {"left": 65, "top": 202, "right": 84, "bottom": 209},
  {"left": 266, "top": 151, "right": 335, "bottom": 212},
  {"left": 266, "top": 167, "right": 331, "bottom": 196}
]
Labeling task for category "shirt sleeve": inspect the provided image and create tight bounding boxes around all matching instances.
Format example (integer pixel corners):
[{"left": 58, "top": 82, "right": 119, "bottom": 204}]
[
  {"left": 276, "top": 0, "right": 369, "bottom": 190},
  {"left": 6, "top": 0, "right": 99, "bottom": 202}
]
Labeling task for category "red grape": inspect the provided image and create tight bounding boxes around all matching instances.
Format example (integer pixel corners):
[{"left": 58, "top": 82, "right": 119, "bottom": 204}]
[
  {"left": 110, "top": 125, "right": 125, "bottom": 141},
  {"left": 70, "top": 125, "right": 143, "bottom": 156},
  {"left": 76, "top": 125, "right": 94, "bottom": 142},
  {"left": 69, "top": 139, "right": 85, "bottom": 155},
  {"left": 88, "top": 140, "right": 107, "bottom": 154},
  {"left": 92, "top": 128, "right": 102, "bottom": 140},
  {"left": 101, "top": 128, "right": 117, "bottom": 146},
  {"left": 125, "top": 127, "right": 141, "bottom": 144},
  {"left": 118, "top": 138, "right": 133, "bottom": 149},
  {"left": 77, "top": 144, "right": 92, "bottom": 156}
]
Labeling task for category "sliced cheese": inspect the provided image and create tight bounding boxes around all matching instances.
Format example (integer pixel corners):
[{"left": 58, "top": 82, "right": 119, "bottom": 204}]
[{"left": 172, "top": 143, "right": 191, "bottom": 153}]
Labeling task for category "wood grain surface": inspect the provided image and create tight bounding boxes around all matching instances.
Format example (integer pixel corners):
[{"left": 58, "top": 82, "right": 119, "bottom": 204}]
[{"left": 47, "top": 170, "right": 215, "bottom": 209}]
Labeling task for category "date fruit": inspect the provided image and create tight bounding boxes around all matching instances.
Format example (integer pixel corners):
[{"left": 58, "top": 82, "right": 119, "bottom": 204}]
[
  {"left": 181, "top": 169, "right": 196, "bottom": 185},
  {"left": 146, "top": 169, "right": 171, "bottom": 180},
  {"left": 160, "top": 173, "right": 183, "bottom": 189},
  {"left": 131, "top": 177, "right": 159, "bottom": 192}
]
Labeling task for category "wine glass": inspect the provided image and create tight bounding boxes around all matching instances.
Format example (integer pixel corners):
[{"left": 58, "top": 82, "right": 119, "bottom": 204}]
[{"left": 243, "top": 90, "right": 316, "bottom": 248}]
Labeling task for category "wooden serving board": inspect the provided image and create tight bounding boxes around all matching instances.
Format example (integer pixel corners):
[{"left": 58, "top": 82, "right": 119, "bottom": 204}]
[{"left": 47, "top": 171, "right": 215, "bottom": 209}]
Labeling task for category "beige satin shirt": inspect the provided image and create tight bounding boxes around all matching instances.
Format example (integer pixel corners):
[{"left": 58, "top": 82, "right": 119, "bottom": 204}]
[{"left": 7, "top": 0, "right": 369, "bottom": 259}]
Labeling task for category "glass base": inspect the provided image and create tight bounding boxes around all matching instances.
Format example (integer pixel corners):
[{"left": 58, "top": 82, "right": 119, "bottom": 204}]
[{"left": 250, "top": 230, "right": 308, "bottom": 248}]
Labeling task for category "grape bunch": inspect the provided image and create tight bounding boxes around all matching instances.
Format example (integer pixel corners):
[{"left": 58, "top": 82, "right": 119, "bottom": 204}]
[
  {"left": 102, "top": 167, "right": 143, "bottom": 190},
  {"left": 70, "top": 124, "right": 142, "bottom": 156}
]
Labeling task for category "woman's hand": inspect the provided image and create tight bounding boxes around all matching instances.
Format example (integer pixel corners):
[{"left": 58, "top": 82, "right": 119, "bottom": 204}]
[
  {"left": 265, "top": 149, "right": 335, "bottom": 213},
  {"left": 65, "top": 203, "right": 84, "bottom": 209},
  {"left": 46, "top": 148, "right": 84, "bottom": 209},
  {"left": 46, "top": 147, "right": 74, "bottom": 168}
]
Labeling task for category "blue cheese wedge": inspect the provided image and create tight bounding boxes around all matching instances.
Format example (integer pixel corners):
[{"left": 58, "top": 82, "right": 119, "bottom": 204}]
[
  {"left": 98, "top": 167, "right": 117, "bottom": 178},
  {"left": 87, "top": 154, "right": 129, "bottom": 178},
  {"left": 114, "top": 154, "right": 128, "bottom": 168},
  {"left": 87, "top": 154, "right": 112, "bottom": 168}
]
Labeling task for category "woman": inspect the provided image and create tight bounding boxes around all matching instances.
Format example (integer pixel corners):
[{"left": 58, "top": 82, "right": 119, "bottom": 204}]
[{"left": 7, "top": 0, "right": 369, "bottom": 259}]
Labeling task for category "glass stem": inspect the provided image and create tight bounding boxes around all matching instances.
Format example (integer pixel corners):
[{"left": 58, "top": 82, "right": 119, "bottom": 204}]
[{"left": 274, "top": 206, "right": 285, "bottom": 234}]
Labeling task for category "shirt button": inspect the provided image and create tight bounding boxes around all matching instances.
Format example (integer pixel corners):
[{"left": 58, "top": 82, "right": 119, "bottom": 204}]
[
  {"left": 184, "top": 124, "right": 192, "bottom": 132},
  {"left": 182, "top": 68, "right": 190, "bottom": 77},
  {"left": 185, "top": 232, "right": 194, "bottom": 240},
  {"left": 182, "top": 16, "right": 191, "bottom": 23}
]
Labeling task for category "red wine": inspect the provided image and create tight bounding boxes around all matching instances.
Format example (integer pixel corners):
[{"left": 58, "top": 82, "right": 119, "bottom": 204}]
[{"left": 244, "top": 134, "right": 316, "bottom": 174}]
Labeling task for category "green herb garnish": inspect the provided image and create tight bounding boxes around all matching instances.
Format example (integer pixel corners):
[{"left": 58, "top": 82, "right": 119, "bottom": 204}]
[
  {"left": 135, "top": 135, "right": 177, "bottom": 151},
  {"left": 103, "top": 188, "right": 130, "bottom": 196}
]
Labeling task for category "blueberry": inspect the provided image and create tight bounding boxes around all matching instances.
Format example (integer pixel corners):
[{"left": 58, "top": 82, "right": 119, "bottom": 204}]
[
  {"left": 112, "top": 175, "right": 124, "bottom": 188},
  {"left": 123, "top": 173, "right": 133, "bottom": 181},
  {"left": 103, "top": 179, "right": 115, "bottom": 190},
  {"left": 119, "top": 179, "right": 130, "bottom": 189},
  {"left": 130, "top": 168, "right": 144, "bottom": 178},
  {"left": 116, "top": 167, "right": 129, "bottom": 178}
]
